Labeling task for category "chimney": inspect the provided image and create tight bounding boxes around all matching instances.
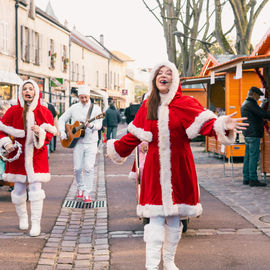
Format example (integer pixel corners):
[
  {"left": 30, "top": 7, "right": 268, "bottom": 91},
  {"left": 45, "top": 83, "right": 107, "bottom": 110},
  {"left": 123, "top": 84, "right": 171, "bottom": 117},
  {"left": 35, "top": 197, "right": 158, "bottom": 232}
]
[{"left": 100, "top": 34, "right": 104, "bottom": 45}]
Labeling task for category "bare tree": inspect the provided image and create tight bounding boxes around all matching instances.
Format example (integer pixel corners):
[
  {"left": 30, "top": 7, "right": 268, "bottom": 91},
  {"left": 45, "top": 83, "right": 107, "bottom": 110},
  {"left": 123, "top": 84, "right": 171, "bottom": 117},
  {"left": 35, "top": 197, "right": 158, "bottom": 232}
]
[
  {"left": 142, "top": 0, "right": 214, "bottom": 76},
  {"left": 142, "top": 0, "right": 269, "bottom": 76},
  {"left": 214, "top": 0, "right": 269, "bottom": 55}
]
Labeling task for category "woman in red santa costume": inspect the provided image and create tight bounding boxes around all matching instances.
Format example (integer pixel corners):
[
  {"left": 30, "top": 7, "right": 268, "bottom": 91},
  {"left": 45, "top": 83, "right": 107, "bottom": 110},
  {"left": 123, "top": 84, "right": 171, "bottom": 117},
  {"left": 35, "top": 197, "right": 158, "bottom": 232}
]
[
  {"left": 0, "top": 79, "right": 57, "bottom": 237},
  {"left": 107, "top": 61, "right": 248, "bottom": 270}
]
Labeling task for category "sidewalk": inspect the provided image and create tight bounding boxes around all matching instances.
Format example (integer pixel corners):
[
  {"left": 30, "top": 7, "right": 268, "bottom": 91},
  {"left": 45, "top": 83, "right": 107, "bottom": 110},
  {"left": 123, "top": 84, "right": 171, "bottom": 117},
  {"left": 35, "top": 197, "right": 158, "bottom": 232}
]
[
  {"left": 35, "top": 127, "right": 270, "bottom": 269},
  {"left": 35, "top": 145, "right": 109, "bottom": 270},
  {"left": 192, "top": 143, "right": 270, "bottom": 237}
]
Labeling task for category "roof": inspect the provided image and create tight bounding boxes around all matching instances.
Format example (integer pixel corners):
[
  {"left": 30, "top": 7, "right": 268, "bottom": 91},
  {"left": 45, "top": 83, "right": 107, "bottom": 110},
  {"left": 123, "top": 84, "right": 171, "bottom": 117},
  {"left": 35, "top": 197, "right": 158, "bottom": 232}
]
[
  {"left": 251, "top": 26, "right": 270, "bottom": 56},
  {"left": 71, "top": 31, "right": 110, "bottom": 59},
  {"left": 111, "top": 51, "right": 134, "bottom": 62},
  {"left": 209, "top": 54, "right": 270, "bottom": 73},
  {"left": 180, "top": 74, "right": 225, "bottom": 85},
  {"left": 200, "top": 54, "right": 243, "bottom": 76},
  {"left": 35, "top": 7, "right": 70, "bottom": 33}
]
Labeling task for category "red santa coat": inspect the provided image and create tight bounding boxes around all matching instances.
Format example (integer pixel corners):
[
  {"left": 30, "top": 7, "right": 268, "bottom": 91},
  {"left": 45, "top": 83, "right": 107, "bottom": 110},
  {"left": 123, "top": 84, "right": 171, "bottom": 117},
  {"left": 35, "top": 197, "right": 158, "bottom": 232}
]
[
  {"left": 107, "top": 61, "right": 235, "bottom": 218},
  {"left": 0, "top": 79, "right": 57, "bottom": 183}
]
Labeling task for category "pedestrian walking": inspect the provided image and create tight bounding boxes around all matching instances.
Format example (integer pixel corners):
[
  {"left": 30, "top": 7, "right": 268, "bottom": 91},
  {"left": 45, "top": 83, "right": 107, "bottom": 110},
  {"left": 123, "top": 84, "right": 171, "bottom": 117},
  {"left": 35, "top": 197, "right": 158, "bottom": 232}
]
[
  {"left": 0, "top": 79, "right": 57, "bottom": 237},
  {"left": 58, "top": 85, "right": 103, "bottom": 203},
  {"left": 241, "top": 86, "right": 270, "bottom": 187},
  {"left": 103, "top": 102, "right": 121, "bottom": 139},
  {"left": 106, "top": 61, "right": 248, "bottom": 270}
]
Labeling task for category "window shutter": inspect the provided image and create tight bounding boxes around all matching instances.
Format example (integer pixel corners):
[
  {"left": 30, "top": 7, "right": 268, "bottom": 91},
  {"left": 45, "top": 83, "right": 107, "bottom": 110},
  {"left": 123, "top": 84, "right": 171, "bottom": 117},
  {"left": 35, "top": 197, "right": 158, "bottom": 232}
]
[
  {"left": 0, "top": 22, "right": 3, "bottom": 53},
  {"left": 4, "top": 22, "right": 8, "bottom": 54},
  {"left": 38, "top": 33, "right": 41, "bottom": 65},
  {"left": 20, "top": 25, "right": 25, "bottom": 61},
  {"left": 48, "top": 38, "right": 51, "bottom": 68}
]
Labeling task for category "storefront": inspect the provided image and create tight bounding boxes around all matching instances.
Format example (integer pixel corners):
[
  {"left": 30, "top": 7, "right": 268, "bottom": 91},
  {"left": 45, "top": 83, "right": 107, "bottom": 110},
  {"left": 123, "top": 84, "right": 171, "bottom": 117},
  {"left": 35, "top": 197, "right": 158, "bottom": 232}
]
[
  {"left": 50, "top": 77, "right": 68, "bottom": 114},
  {"left": 0, "top": 70, "right": 23, "bottom": 101}
]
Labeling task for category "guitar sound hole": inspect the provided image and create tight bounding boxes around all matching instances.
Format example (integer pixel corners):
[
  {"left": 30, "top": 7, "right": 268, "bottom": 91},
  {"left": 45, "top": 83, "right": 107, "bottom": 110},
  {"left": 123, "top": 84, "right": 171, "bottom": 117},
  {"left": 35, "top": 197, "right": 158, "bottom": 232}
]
[{"left": 72, "top": 128, "right": 77, "bottom": 134}]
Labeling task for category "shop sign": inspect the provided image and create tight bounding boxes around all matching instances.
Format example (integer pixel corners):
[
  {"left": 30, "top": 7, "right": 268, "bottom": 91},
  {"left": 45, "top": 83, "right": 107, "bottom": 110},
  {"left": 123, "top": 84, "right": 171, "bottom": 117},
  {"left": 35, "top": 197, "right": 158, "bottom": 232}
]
[
  {"left": 50, "top": 78, "right": 63, "bottom": 87},
  {"left": 76, "top": 81, "right": 85, "bottom": 85}
]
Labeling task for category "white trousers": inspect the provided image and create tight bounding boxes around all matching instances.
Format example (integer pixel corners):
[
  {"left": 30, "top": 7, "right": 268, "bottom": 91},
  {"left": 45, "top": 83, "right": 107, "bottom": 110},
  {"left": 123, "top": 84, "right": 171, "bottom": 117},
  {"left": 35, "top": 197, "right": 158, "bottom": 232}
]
[
  {"left": 73, "top": 142, "right": 97, "bottom": 194},
  {"left": 14, "top": 182, "right": 42, "bottom": 195},
  {"left": 149, "top": 215, "right": 180, "bottom": 228}
]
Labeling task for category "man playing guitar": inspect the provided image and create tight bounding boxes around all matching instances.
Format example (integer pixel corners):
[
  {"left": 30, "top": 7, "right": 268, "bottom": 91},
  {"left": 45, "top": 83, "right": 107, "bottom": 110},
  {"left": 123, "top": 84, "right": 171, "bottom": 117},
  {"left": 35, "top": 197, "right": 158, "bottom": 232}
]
[{"left": 58, "top": 85, "right": 103, "bottom": 202}]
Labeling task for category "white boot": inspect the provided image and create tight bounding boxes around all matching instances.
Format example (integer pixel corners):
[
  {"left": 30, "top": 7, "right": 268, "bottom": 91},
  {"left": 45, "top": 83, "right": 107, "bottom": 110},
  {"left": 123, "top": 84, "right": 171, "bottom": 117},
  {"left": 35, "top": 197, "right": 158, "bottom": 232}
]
[
  {"left": 162, "top": 224, "right": 183, "bottom": 270},
  {"left": 144, "top": 224, "right": 165, "bottom": 270},
  {"left": 29, "top": 189, "right": 45, "bottom": 237},
  {"left": 11, "top": 191, "right": 28, "bottom": 230}
]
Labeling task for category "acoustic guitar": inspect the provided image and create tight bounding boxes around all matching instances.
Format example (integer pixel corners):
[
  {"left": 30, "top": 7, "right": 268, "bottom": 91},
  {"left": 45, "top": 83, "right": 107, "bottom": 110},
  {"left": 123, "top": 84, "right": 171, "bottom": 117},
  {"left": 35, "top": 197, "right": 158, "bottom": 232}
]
[{"left": 60, "top": 112, "right": 105, "bottom": 148}]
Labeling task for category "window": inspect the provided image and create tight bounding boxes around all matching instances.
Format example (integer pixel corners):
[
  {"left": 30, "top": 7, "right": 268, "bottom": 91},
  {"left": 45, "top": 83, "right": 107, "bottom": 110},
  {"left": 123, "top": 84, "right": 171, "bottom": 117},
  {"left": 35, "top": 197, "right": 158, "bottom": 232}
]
[
  {"left": 0, "top": 21, "right": 8, "bottom": 54},
  {"left": 105, "top": 73, "right": 108, "bottom": 89},
  {"left": 76, "top": 64, "right": 79, "bottom": 81},
  {"left": 62, "top": 45, "right": 68, "bottom": 72},
  {"left": 34, "top": 32, "right": 41, "bottom": 65},
  {"left": 48, "top": 38, "right": 56, "bottom": 69},
  {"left": 96, "top": 70, "right": 99, "bottom": 87},
  {"left": 82, "top": 65, "right": 85, "bottom": 82},
  {"left": 21, "top": 26, "right": 30, "bottom": 62},
  {"left": 71, "top": 62, "right": 75, "bottom": 81}
]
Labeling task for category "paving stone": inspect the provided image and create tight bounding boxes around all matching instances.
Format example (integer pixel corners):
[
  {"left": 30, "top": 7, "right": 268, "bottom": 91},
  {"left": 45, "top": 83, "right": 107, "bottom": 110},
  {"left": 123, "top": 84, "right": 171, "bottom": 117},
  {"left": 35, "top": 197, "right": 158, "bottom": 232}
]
[
  {"left": 56, "top": 264, "right": 72, "bottom": 270},
  {"left": 74, "top": 260, "right": 91, "bottom": 267},
  {"left": 40, "top": 253, "right": 57, "bottom": 259},
  {"left": 36, "top": 265, "right": 54, "bottom": 270},
  {"left": 57, "top": 257, "right": 73, "bottom": 264},
  {"left": 38, "top": 258, "right": 55, "bottom": 265}
]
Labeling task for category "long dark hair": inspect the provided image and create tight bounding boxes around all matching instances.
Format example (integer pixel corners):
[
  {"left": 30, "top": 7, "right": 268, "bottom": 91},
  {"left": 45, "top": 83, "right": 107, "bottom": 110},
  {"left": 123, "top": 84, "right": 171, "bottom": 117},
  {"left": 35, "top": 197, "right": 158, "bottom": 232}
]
[{"left": 146, "top": 66, "right": 164, "bottom": 120}]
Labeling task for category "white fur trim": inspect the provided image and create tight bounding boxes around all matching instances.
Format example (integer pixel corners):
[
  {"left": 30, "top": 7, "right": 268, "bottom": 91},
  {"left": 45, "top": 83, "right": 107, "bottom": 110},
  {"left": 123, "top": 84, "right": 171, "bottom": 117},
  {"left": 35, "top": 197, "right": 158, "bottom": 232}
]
[
  {"left": 128, "top": 122, "right": 152, "bottom": 142},
  {"left": 3, "top": 173, "right": 26, "bottom": 183},
  {"left": 0, "top": 136, "right": 12, "bottom": 148},
  {"left": 157, "top": 105, "right": 175, "bottom": 216},
  {"left": 33, "top": 128, "right": 46, "bottom": 149},
  {"left": 11, "top": 191, "right": 27, "bottom": 204},
  {"left": 28, "top": 189, "right": 46, "bottom": 201},
  {"left": 137, "top": 203, "right": 203, "bottom": 218},
  {"left": 106, "top": 139, "right": 127, "bottom": 164},
  {"left": 40, "top": 123, "right": 57, "bottom": 135},
  {"left": 186, "top": 110, "right": 217, "bottom": 139},
  {"left": 129, "top": 171, "right": 137, "bottom": 180},
  {"left": 3, "top": 172, "right": 50, "bottom": 183},
  {"left": 214, "top": 116, "right": 236, "bottom": 145},
  {"left": 149, "top": 61, "right": 179, "bottom": 106},
  {"left": 0, "top": 121, "right": 25, "bottom": 138},
  {"left": 18, "top": 79, "right": 40, "bottom": 110},
  {"left": 144, "top": 224, "right": 165, "bottom": 242}
]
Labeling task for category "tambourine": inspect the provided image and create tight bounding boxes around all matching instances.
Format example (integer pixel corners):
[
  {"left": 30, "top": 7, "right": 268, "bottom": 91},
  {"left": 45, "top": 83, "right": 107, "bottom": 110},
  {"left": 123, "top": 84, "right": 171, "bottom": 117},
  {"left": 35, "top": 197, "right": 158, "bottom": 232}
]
[{"left": 0, "top": 140, "right": 22, "bottom": 162}]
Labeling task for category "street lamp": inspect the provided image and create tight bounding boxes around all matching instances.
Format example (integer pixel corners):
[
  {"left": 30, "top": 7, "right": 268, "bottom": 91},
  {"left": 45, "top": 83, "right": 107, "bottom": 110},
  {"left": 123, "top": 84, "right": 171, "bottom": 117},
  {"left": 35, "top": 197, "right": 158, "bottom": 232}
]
[{"left": 173, "top": 31, "right": 212, "bottom": 52}]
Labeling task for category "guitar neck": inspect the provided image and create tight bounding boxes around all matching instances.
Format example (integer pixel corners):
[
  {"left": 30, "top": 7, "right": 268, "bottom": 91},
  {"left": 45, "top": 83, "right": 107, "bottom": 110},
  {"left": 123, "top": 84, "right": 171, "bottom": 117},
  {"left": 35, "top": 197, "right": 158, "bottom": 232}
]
[{"left": 73, "top": 113, "right": 105, "bottom": 134}]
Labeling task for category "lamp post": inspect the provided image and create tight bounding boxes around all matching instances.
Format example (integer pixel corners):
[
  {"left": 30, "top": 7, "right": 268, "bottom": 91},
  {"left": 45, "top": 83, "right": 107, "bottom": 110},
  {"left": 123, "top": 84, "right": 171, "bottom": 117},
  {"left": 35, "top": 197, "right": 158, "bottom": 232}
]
[{"left": 173, "top": 31, "right": 212, "bottom": 52}]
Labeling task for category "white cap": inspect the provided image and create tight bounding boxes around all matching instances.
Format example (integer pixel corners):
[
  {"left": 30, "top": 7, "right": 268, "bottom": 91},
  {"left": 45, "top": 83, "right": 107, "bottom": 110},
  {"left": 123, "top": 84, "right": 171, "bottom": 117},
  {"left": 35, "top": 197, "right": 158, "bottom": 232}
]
[{"left": 77, "top": 85, "right": 90, "bottom": 96}]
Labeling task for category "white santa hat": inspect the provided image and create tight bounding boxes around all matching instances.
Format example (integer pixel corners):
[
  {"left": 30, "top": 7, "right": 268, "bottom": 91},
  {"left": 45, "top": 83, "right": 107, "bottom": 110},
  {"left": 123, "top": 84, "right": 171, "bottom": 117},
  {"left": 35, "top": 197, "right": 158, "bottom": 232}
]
[{"left": 78, "top": 85, "right": 90, "bottom": 96}]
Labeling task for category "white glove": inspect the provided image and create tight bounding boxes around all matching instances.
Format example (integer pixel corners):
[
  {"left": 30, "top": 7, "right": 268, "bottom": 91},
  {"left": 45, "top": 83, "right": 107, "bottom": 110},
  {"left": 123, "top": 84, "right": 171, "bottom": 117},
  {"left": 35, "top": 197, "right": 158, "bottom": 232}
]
[{"left": 60, "top": 131, "right": 67, "bottom": 140}]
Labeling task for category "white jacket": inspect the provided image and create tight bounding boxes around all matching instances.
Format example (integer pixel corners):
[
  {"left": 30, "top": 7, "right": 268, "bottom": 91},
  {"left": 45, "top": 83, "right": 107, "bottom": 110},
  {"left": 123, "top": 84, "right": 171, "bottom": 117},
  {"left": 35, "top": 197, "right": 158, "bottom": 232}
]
[{"left": 58, "top": 101, "right": 102, "bottom": 144}]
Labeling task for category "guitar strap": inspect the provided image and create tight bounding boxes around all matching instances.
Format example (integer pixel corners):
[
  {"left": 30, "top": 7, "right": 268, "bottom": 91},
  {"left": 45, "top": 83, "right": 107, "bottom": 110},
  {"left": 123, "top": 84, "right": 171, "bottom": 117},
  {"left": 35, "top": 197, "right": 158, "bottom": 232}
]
[{"left": 86, "top": 102, "right": 94, "bottom": 122}]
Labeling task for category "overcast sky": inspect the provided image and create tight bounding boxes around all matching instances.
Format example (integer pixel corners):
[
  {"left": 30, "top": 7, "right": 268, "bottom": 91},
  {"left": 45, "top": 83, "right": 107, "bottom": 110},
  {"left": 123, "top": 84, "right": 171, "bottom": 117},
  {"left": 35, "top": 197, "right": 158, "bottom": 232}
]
[{"left": 35, "top": 0, "right": 270, "bottom": 68}]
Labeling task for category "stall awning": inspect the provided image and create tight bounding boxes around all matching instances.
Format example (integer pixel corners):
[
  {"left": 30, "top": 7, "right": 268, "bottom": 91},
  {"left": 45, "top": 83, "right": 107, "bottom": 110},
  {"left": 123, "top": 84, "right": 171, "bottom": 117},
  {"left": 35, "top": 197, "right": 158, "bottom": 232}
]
[
  {"left": 180, "top": 75, "right": 225, "bottom": 85},
  {"left": 0, "top": 70, "right": 23, "bottom": 85}
]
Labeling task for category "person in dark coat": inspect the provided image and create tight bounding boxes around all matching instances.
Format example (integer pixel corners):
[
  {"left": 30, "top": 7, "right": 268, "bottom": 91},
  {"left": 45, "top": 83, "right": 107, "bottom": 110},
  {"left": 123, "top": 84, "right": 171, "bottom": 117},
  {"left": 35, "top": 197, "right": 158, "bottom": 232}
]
[
  {"left": 104, "top": 102, "right": 121, "bottom": 139},
  {"left": 241, "top": 86, "right": 270, "bottom": 187}
]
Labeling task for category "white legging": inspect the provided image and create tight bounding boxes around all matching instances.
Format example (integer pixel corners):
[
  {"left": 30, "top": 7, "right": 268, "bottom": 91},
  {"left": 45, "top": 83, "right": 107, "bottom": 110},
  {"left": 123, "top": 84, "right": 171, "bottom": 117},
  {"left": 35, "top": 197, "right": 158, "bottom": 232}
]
[
  {"left": 149, "top": 215, "right": 180, "bottom": 229},
  {"left": 13, "top": 182, "right": 42, "bottom": 196}
]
